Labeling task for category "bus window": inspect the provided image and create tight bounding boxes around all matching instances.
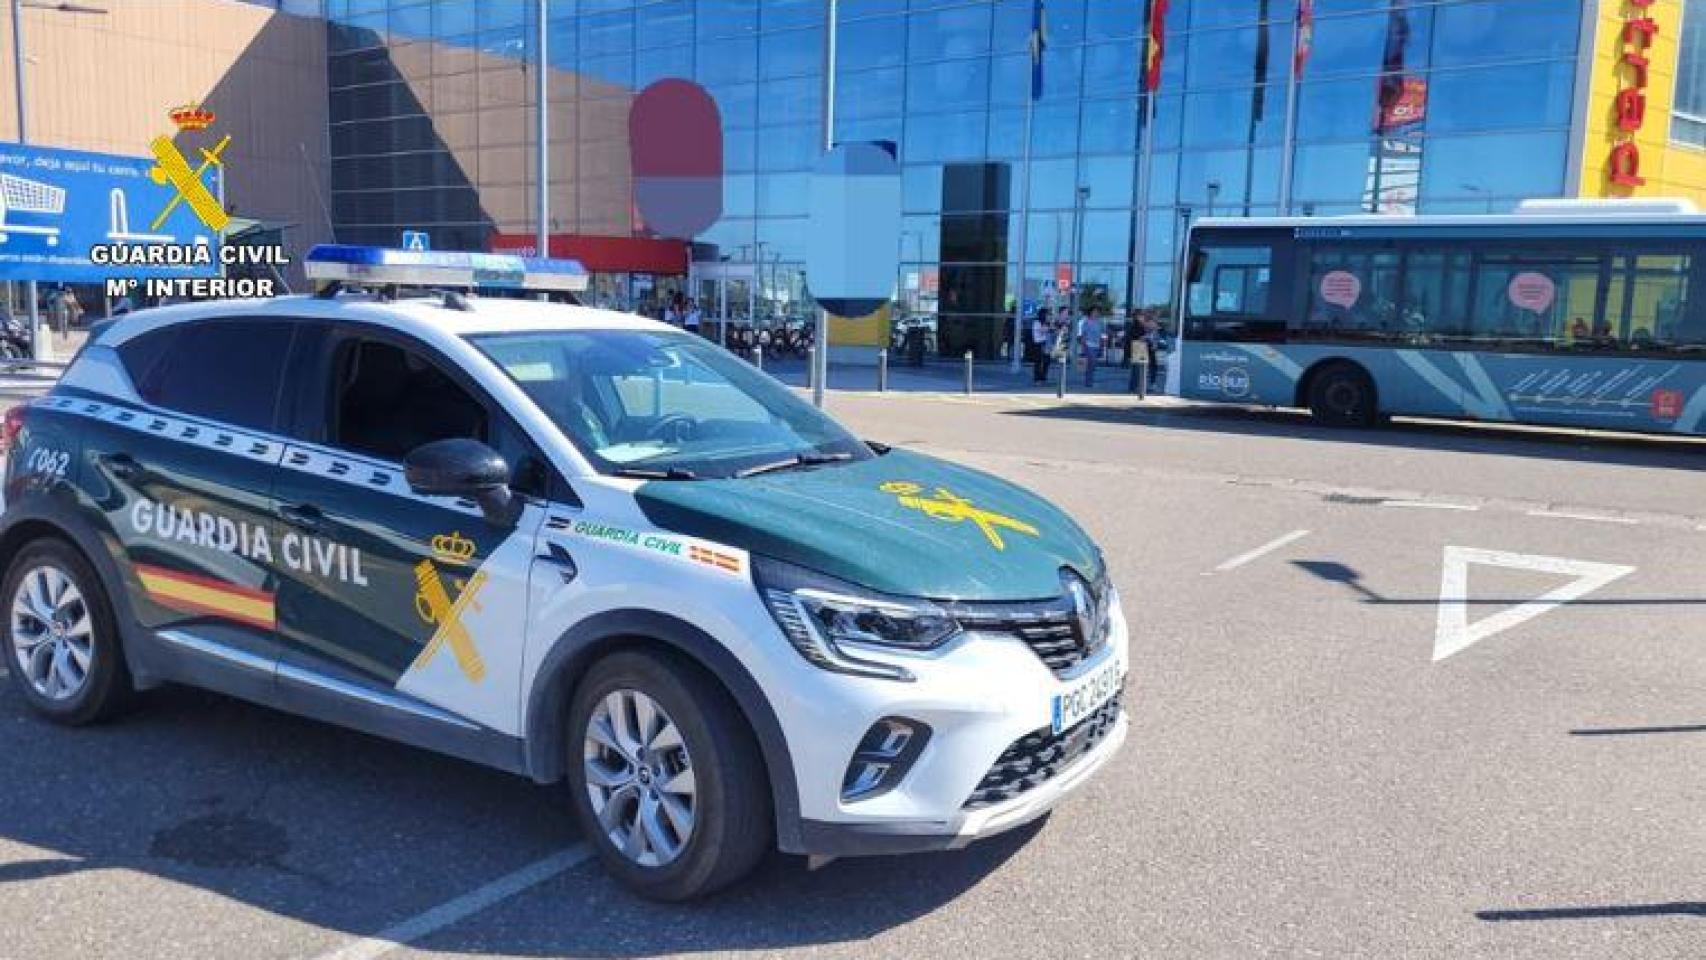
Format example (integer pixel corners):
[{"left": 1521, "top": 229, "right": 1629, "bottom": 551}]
[
  {"left": 1186, "top": 244, "right": 1278, "bottom": 341},
  {"left": 1469, "top": 252, "right": 1600, "bottom": 351},
  {"left": 1402, "top": 250, "right": 1472, "bottom": 344},
  {"left": 1299, "top": 247, "right": 1400, "bottom": 342},
  {"left": 1608, "top": 253, "right": 1691, "bottom": 352}
]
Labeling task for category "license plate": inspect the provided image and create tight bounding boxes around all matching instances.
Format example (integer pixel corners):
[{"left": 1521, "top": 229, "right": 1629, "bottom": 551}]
[{"left": 1051, "top": 657, "right": 1123, "bottom": 735}]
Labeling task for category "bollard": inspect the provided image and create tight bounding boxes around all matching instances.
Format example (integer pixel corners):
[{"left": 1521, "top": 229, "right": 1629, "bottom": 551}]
[
  {"left": 963, "top": 350, "right": 974, "bottom": 395},
  {"left": 877, "top": 347, "right": 889, "bottom": 393},
  {"left": 752, "top": 344, "right": 763, "bottom": 372},
  {"left": 806, "top": 346, "right": 816, "bottom": 390},
  {"left": 1129, "top": 356, "right": 1148, "bottom": 400},
  {"left": 1056, "top": 347, "right": 1067, "bottom": 399}
]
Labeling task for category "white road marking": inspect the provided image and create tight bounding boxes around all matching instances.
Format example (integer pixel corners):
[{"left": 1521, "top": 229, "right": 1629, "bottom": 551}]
[
  {"left": 1382, "top": 500, "right": 1479, "bottom": 511},
  {"left": 1210, "top": 529, "right": 1311, "bottom": 573},
  {"left": 314, "top": 844, "right": 594, "bottom": 960},
  {"left": 1433, "top": 547, "right": 1636, "bottom": 662},
  {"left": 1526, "top": 509, "right": 1638, "bottom": 525}
]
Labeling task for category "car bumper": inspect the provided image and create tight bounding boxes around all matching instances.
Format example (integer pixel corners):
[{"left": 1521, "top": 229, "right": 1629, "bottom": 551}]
[
  {"left": 796, "top": 708, "right": 1129, "bottom": 857},
  {"left": 768, "top": 598, "right": 1131, "bottom": 858}
]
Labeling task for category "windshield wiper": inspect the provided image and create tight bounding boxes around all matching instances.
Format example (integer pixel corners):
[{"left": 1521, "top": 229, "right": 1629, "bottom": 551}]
[
  {"left": 611, "top": 466, "right": 699, "bottom": 480},
  {"left": 734, "top": 451, "right": 854, "bottom": 479}
]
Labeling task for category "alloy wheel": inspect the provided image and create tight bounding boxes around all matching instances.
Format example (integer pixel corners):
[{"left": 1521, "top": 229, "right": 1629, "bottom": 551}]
[
  {"left": 583, "top": 688, "right": 698, "bottom": 867},
  {"left": 10, "top": 563, "right": 94, "bottom": 701}
]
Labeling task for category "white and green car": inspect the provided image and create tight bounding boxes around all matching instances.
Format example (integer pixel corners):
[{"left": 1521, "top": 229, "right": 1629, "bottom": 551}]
[{"left": 0, "top": 247, "right": 1128, "bottom": 900}]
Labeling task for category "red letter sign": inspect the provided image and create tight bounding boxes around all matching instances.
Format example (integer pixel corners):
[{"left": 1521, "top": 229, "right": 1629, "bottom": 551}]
[{"left": 1609, "top": 2, "right": 1659, "bottom": 191}]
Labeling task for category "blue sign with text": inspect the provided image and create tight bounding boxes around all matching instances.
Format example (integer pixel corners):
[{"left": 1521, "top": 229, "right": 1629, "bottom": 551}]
[{"left": 0, "top": 141, "right": 218, "bottom": 283}]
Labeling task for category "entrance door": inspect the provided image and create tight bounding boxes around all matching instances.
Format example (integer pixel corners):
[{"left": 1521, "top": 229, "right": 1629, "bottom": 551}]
[{"left": 690, "top": 263, "right": 754, "bottom": 346}]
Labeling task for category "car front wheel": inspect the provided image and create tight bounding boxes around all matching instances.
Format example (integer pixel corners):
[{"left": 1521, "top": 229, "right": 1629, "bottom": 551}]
[{"left": 565, "top": 649, "right": 772, "bottom": 901}]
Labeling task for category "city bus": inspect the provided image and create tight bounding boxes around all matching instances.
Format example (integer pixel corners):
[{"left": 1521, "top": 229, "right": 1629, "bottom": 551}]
[{"left": 1167, "top": 200, "right": 1706, "bottom": 436}]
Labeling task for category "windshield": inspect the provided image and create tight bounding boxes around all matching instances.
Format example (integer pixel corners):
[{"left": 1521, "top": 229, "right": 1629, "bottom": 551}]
[{"left": 469, "top": 329, "right": 874, "bottom": 479}]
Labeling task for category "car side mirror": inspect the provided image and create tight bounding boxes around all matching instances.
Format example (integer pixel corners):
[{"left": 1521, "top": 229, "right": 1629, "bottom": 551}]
[{"left": 404, "top": 438, "right": 520, "bottom": 527}]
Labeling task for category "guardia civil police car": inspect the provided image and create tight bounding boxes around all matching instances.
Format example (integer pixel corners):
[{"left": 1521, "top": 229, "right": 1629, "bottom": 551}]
[{"left": 0, "top": 246, "right": 1128, "bottom": 900}]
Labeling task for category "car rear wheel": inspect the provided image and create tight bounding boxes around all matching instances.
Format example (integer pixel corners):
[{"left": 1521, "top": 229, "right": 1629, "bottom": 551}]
[
  {"left": 1308, "top": 364, "right": 1378, "bottom": 427},
  {"left": 2, "top": 538, "right": 132, "bottom": 724},
  {"left": 565, "top": 649, "right": 771, "bottom": 901}
]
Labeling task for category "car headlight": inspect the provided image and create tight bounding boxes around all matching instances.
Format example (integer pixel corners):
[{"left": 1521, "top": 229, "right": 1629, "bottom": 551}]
[{"left": 755, "top": 557, "right": 961, "bottom": 682}]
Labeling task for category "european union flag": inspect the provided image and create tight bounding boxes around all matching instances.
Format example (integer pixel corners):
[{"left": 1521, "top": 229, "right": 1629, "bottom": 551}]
[{"left": 1029, "top": 0, "right": 1047, "bottom": 101}]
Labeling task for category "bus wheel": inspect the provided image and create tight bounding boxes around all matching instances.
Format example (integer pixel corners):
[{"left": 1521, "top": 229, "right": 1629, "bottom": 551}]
[{"left": 1308, "top": 364, "right": 1377, "bottom": 427}]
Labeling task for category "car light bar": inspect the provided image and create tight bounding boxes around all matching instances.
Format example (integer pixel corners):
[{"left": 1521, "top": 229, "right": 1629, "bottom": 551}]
[{"left": 304, "top": 244, "right": 589, "bottom": 293}]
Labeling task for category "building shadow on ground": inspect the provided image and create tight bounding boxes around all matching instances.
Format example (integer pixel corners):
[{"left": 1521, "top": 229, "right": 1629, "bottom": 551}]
[
  {"left": 1002, "top": 402, "right": 1706, "bottom": 473},
  {"left": 0, "top": 672, "right": 1030, "bottom": 956}
]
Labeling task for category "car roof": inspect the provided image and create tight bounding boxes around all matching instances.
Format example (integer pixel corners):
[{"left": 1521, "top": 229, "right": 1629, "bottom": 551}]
[{"left": 96, "top": 292, "right": 673, "bottom": 347}]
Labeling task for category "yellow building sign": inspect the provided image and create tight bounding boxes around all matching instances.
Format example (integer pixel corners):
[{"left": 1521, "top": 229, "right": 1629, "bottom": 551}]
[{"left": 1579, "top": 0, "right": 1706, "bottom": 200}]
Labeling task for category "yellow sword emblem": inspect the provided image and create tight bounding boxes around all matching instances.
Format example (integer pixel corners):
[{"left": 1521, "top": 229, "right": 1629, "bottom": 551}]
[
  {"left": 148, "top": 134, "right": 231, "bottom": 232},
  {"left": 881, "top": 481, "right": 1040, "bottom": 551},
  {"left": 410, "top": 560, "right": 488, "bottom": 682}
]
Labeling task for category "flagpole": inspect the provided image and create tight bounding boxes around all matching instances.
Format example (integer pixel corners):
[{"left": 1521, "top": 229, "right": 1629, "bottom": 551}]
[
  {"left": 1131, "top": 90, "right": 1156, "bottom": 309},
  {"left": 1010, "top": 91, "right": 1034, "bottom": 373},
  {"left": 1131, "top": 1, "right": 1160, "bottom": 311},
  {"left": 1278, "top": 7, "right": 1301, "bottom": 214},
  {"left": 1009, "top": 1, "right": 1043, "bottom": 374}
]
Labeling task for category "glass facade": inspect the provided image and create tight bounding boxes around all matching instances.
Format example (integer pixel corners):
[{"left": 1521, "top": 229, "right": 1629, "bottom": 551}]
[
  {"left": 325, "top": 0, "right": 1588, "bottom": 358},
  {"left": 1676, "top": 0, "right": 1706, "bottom": 147}
]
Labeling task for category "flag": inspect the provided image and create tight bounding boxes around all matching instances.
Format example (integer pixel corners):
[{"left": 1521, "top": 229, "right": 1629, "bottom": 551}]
[
  {"left": 1029, "top": 0, "right": 1047, "bottom": 101},
  {"left": 1144, "top": 0, "right": 1170, "bottom": 94},
  {"left": 1376, "top": 0, "right": 1410, "bottom": 123},
  {"left": 1295, "top": 0, "right": 1315, "bottom": 78}
]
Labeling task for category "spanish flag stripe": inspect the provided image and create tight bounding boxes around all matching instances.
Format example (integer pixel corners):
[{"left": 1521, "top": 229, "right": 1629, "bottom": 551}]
[
  {"left": 689, "top": 547, "right": 743, "bottom": 573},
  {"left": 135, "top": 563, "right": 274, "bottom": 603},
  {"left": 136, "top": 564, "right": 276, "bottom": 630}
]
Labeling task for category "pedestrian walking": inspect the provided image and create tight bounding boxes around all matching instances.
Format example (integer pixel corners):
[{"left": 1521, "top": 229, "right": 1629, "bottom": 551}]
[
  {"left": 684, "top": 298, "right": 703, "bottom": 336},
  {"left": 1141, "top": 310, "right": 1161, "bottom": 385},
  {"left": 1078, "top": 307, "right": 1105, "bottom": 388},
  {"left": 1030, "top": 307, "right": 1054, "bottom": 384},
  {"left": 50, "top": 287, "right": 80, "bottom": 336}
]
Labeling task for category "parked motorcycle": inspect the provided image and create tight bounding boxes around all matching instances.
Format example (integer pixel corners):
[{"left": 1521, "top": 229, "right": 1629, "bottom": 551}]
[{"left": 0, "top": 312, "right": 31, "bottom": 360}]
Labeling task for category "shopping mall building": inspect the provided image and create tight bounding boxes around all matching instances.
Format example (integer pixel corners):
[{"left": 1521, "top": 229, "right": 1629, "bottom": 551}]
[{"left": 9, "top": 1, "right": 1706, "bottom": 359}]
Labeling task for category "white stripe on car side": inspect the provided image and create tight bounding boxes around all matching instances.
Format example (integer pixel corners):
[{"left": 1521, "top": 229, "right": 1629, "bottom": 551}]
[{"left": 33, "top": 394, "right": 481, "bottom": 515}]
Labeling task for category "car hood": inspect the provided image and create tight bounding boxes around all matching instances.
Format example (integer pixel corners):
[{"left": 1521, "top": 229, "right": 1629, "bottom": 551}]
[{"left": 632, "top": 447, "right": 1101, "bottom": 601}]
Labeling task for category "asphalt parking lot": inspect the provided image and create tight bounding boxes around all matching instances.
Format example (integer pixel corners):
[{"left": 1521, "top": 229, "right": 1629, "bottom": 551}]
[{"left": 3, "top": 392, "right": 1704, "bottom": 959}]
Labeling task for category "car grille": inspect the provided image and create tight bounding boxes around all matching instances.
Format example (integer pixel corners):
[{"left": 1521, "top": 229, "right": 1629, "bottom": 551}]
[
  {"left": 1011, "top": 616, "right": 1085, "bottom": 673},
  {"left": 962, "top": 692, "right": 1123, "bottom": 810},
  {"left": 952, "top": 574, "right": 1112, "bottom": 678}
]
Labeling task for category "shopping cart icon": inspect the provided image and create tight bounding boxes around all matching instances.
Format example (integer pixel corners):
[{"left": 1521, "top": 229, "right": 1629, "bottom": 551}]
[{"left": 0, "top": 173, "right": 65, "bottom": 247}]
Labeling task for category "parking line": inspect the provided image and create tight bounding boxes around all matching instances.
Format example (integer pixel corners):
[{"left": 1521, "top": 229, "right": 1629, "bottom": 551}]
[
  {"left": 314, "top": 844, "right": 593, "bottom": 960},
  {"left": 1382, "top": 500, "right": 1479, "bottom": 511},
  {"left": 1210, "top": 529, "right": 1310, "bottom": 574},
  {"left": 1526, "top": 510, "right": 1638, "bottom": 526}
]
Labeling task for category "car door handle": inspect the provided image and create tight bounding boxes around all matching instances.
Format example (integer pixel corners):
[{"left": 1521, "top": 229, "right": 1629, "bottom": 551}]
[
  {"left": 276, "top": 503, "right": 324, "bottom": 532},
  {"left": 539, "top": 541, "right": 578, "bottom": 584},
  {"left": 98, "top": 452, "right": 142, "bottom": 480}
]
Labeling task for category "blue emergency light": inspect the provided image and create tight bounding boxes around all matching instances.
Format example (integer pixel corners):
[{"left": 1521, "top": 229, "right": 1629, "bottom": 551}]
[{"left": 304, "top": 244, "right": 589, "bottom": 293}]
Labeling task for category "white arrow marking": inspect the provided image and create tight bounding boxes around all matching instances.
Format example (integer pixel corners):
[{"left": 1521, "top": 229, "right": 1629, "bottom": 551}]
[{"left": 1433, "top": 547, "right": 1635, "bottom": 662}]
